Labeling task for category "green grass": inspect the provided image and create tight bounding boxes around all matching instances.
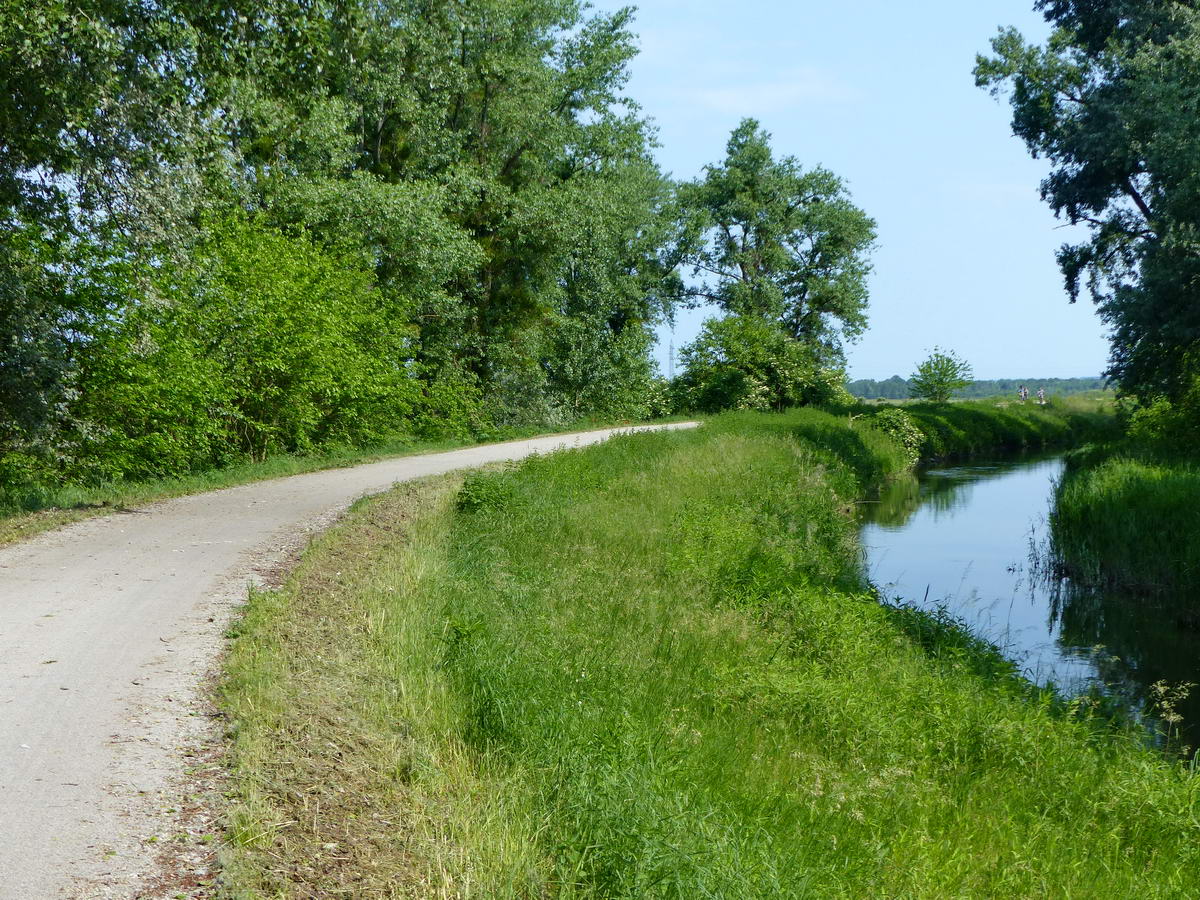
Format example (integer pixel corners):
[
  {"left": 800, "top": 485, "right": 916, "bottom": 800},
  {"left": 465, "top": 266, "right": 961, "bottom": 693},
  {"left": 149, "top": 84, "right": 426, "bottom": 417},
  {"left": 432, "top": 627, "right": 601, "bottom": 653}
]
[
  {"left": 0, "top": 417, "right": 689, "bottom": 547},
  {"left": 1051, "top": 450, "right": 1200, "bottom": 596},
  {"left": 893, "top": 396, "right": 1118, "bottom": 459},
  {"left": 216, "top": 404, "right": 1199, "bottom": 898}
]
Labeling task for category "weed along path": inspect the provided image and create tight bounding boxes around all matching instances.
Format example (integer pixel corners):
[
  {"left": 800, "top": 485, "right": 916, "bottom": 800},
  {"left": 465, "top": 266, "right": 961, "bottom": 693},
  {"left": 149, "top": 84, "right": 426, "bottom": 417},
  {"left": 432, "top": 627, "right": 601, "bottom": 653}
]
[{"left": 0, "top": 423, "right": 696, "bottom": 899}]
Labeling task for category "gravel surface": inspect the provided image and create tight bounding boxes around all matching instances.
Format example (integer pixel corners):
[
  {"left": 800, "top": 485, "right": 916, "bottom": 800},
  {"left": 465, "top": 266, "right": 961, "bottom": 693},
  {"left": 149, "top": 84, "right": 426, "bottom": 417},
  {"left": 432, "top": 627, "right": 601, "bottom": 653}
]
[{"left": 0, "top": 424, "right": 697, "bottom": 898}]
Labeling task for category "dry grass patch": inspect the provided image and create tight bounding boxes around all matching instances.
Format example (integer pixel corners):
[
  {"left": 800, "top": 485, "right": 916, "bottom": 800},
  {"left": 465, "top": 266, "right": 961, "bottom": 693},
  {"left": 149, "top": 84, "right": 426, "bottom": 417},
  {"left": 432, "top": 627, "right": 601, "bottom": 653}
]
[{"left": 219, "top": 474, "right": 530, "bottom": 898}]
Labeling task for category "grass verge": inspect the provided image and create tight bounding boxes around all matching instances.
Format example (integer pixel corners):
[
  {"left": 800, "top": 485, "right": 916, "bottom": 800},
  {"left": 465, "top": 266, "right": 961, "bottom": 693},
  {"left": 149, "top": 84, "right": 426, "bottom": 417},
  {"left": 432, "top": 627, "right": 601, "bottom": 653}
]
[
  {"left": 0, "top": 418, "right": 689, "bottom": 548},
  {"left": 887, "top": 396, "right": 1117, "bottom": 460},
  {"left": 217, "top": 404, "right": 1199, "bottom": 898},
  {"left": 1051, "top": 448, "right": 1200, "bottom": 597}
]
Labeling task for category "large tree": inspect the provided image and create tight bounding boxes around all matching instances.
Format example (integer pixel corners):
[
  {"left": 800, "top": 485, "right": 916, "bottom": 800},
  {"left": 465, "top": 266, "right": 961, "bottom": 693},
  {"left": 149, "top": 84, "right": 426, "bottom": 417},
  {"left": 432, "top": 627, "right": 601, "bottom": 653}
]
[
  {"left": 196, "top": 0, "right": 678, "bottom": 401},
  {"left": 908, "top": 348, "right": 973, "bottom": 403},
  {"left": 0, "top": 0, "right": 207, "bottom": 452},
  {"left": 681, "top": 119, "right": 876, "bottom": 366},
  {"left": 2, "top": 0, "right": 686, "bottom": 477},
  {"left": 977, "top": 2, "right": 1200, "bottom": 401}
]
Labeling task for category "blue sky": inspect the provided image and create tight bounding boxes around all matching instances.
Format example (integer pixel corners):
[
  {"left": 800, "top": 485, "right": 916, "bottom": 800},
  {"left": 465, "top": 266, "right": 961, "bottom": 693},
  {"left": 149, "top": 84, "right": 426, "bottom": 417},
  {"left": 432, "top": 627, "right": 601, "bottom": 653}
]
[{"left": 592, "top": 0, "right": 1112, "bottom": 380}]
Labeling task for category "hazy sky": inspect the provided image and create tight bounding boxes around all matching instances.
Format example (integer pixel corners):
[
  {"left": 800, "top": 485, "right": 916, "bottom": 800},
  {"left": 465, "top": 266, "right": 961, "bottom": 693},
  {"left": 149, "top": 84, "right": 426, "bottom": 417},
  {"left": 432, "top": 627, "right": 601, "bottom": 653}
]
[{"left": 592, "top": 0, "right": 1112, "bottom": 380}]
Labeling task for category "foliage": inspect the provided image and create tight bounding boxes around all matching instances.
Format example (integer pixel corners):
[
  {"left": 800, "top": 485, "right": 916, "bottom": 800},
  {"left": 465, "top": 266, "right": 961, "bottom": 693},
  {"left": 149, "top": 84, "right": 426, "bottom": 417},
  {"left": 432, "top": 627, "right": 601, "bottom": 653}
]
[
  {"left": 0, "top": 224, "right": 82, "bottom": 461},
  {"left": 0, "top": 2, "right": 886, "bottom": 502},
  {"left": 0, "top": 0, "right": 197, "bottom": 218},
  {"left": 673, "top": 315, "right": 847, "bottom": 413},
  {"left": 976, "top": 3, "right": 1200, "bottom": 402},
  {"left": 0, "top": 0, "right": 696, "bottom": 492},
  {"left": 457, "top": 470, "right": 519, "bottom": 514},
  {"left": 206, "top": 0, "right": 683, "bottom": 414},
  {"left": 870, "top": 408, "right": 924, "bottom": 465},
  {"left": 68, "top": 217, "right": 428, "bottom": 481},
  {"left": 848, "top": 374, "right": 913, "bottom": 400},
  {"left": 1118, "top": 362, "right": 1200, "bottom": 458},
  {"left": 680, "top": 119, "right": 876, "bottom": 366},
  {"left": 223, "top": 412, "right": 1196, "bottom": 898},
  {"left": 909, "top": 347, "right": 974, "bottom": 403}
]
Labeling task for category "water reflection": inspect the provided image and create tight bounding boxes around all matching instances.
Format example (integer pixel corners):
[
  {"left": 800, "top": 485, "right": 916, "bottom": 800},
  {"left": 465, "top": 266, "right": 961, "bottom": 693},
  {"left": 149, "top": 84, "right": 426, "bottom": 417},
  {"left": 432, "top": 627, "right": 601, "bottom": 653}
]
[
  {"left": 1048, "top": 578, "right": 1200, "bottom": 747},
  {"left": 859, "top": 454, "right": 1200, "bottom": 752}
]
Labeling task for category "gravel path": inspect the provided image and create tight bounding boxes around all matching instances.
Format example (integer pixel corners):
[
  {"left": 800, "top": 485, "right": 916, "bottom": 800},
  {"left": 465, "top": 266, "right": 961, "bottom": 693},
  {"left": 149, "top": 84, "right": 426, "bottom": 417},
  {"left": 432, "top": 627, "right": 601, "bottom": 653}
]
[{"left": 0, "top": 424, "right": 697, "bottom": 898}]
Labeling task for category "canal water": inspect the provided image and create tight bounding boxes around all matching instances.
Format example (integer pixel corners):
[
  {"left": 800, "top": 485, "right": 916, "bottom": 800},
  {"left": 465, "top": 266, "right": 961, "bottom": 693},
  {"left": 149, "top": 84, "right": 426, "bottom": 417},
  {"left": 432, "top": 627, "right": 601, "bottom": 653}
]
[{"left": 859, "top": 454, "right": 1200, "bottom": 752}]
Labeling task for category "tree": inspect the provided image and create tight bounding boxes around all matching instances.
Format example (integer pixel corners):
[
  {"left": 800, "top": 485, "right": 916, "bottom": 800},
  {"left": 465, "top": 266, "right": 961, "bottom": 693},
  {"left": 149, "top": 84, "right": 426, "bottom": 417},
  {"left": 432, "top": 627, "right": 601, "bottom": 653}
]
[
  {"left": 680, "top": 119, "right": 876, "bottom": 366},
  {"left": 674, "top": 316, "right": 847, "bottom": 413},
  {"left": 909, "top": 348, "right": 973, "bottom": 403},
  {"left": 0, "top": 0, "right": 200, "bottom": 219},
  {"left": 1, "top": 0, "right": 209, "bottom": 457},
  {"left": 204, "top": 0, "right": 679, "bottom": 414},
  {"left": 2, "top": 0, "right": 694, "bottom": 494},
  {"left": 976, "top": 3, "right": 1200, "bottom": 402}
]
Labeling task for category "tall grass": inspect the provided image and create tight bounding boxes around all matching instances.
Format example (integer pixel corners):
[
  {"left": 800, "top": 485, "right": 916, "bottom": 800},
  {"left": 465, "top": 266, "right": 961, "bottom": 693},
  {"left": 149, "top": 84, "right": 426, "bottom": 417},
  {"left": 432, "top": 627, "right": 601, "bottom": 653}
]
[
  {"left": 219, "top": 405, "right": 1197, "bottom": 898},
  {"left": 1051, "top": 451, "right": 1200, "bottom": 595},
  {"left": 895, "top": 396, "right": 1117, "bottom": 459}
]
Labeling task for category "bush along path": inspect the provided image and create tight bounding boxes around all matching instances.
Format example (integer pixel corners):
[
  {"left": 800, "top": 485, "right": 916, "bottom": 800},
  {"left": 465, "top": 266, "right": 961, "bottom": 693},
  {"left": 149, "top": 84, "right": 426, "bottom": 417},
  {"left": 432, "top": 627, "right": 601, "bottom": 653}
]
[{"left": 217, "top": 404, "right": 1200, "bottom": 898}]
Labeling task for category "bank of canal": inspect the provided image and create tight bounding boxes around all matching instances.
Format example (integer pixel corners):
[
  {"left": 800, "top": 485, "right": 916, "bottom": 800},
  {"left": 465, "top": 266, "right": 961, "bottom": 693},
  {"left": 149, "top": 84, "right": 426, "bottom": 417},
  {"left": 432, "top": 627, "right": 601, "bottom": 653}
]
[{"left": 860, "top": 454, "right": 1200, "bottom": 753}]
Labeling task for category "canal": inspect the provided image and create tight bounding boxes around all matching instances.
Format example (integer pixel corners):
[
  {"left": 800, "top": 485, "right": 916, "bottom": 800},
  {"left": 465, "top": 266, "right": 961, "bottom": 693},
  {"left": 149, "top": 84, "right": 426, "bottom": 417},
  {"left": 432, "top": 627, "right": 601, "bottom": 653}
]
[{"left": 860, "top": 454, "right": 1200, "bottom": 753}]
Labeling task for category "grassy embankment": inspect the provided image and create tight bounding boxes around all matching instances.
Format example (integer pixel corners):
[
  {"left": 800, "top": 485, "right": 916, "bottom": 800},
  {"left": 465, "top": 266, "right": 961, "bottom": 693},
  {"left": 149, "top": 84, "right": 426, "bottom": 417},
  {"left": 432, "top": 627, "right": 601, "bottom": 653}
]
[
  {"left": 0, "top": 418, "right": 688, "bottom": 548},
  {"left": 876, "top": 395, "right": 1116, "bottom": 460},
  {"left": 1052, "top": 445, "right": 1200, "bottom": 597},
  {"left": 216, "top": 401, "right": 1200, "bottom": 898}
]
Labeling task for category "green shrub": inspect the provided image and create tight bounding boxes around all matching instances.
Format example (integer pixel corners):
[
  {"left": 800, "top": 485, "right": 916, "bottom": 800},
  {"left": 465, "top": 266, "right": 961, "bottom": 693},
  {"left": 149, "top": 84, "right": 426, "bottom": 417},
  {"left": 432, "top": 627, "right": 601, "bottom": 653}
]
[
  {"left": 71, "top": 215, "right": 424, "bottom": 480},
  {"left": 909, "top": 347, "right": 973, "bottom": 402},
  {"left": 867, "top": 408, "right": 923, "bottom": 465},
  {"left": 1124, "top": 379, "right": 1200, "bottom": 458},
  {"left": 674, "top": 315, "right": 845, "bottom": 413},
  {"left": 412, "top": 365, "right": 485, "bottom": 440},
  {"left": 457, "top": 470, "right": 519, "bottom": 513}
]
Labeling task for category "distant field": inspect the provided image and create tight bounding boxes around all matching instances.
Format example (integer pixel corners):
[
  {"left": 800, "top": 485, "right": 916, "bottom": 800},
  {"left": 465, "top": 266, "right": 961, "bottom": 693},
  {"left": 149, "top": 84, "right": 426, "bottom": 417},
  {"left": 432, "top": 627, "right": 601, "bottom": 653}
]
[{"left": 849, "top": 376, "right": 1111, "bottom": 401}]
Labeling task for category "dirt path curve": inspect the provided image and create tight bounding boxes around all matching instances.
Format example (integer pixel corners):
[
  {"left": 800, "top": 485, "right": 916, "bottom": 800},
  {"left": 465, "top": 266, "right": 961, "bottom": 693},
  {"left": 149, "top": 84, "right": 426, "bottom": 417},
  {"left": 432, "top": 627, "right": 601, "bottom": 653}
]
[{"left": 0, "top": 423, "right": 697, "bottom": 898}]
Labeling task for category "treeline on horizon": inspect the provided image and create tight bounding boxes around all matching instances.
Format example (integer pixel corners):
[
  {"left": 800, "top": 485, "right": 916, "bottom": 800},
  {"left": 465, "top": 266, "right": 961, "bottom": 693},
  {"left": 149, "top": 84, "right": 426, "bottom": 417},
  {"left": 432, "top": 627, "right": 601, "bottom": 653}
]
[
  {"left": 1, "top": 0, "right": 875, "bottom": 499},
  {"left": 848, "top": 375, "right": 1110, "bottom": 401}
]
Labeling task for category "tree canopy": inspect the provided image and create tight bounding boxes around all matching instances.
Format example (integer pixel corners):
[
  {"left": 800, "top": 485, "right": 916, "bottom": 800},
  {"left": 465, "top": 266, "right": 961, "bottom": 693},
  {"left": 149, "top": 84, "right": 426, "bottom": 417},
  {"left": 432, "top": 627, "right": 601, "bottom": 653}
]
[
  {"left": 908, "top": 349, "right": 974, "bottom": 403},
  {"left": 977, "top": 1, "right": 1200, "bottom": 401},
  {"left": 0, "top": 3, "right": 876, "bottom": 499},
  {"left": 681, "top": 120, "right": 876, "bottom": 367}
]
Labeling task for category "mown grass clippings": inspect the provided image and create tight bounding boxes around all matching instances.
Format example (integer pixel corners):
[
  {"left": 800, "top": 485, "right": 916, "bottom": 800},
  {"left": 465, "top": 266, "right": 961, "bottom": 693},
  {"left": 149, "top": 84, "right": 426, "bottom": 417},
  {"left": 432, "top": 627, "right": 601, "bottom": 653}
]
[{"left": 218, "top": 475, "right": 475, "bottom": 897}]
